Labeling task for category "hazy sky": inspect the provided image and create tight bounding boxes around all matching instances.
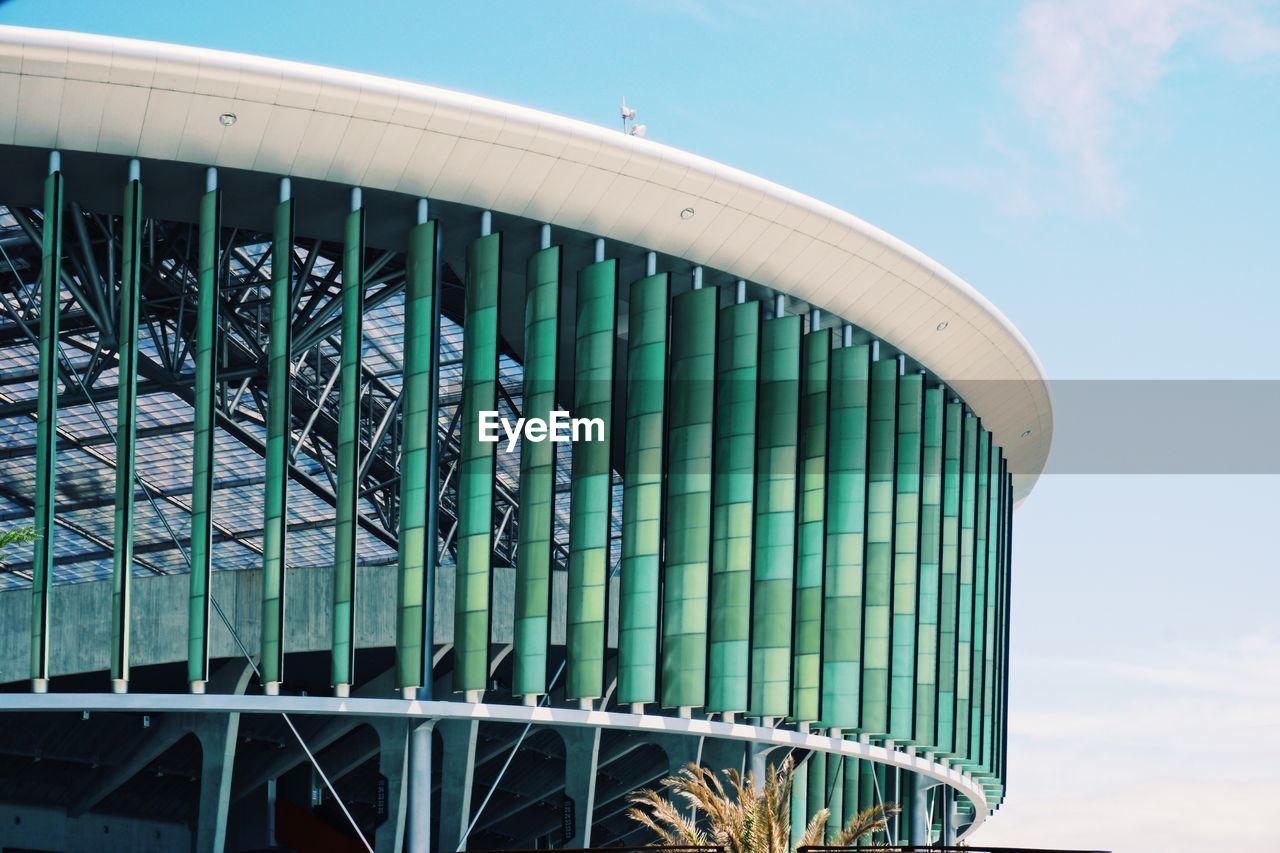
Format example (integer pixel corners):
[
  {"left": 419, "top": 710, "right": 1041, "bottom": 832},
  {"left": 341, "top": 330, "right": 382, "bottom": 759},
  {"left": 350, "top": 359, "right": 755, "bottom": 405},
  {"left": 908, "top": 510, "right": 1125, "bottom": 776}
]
[{"left": 3, "top": 2, "right": 1278, "bottom": 851}]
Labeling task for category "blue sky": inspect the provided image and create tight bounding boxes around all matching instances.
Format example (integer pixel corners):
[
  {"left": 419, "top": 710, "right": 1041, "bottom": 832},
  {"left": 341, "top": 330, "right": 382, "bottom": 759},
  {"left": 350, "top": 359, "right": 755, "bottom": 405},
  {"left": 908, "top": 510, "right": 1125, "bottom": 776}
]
[{"left": 3, "top": 1, "right": 1278, "bottom": 850}]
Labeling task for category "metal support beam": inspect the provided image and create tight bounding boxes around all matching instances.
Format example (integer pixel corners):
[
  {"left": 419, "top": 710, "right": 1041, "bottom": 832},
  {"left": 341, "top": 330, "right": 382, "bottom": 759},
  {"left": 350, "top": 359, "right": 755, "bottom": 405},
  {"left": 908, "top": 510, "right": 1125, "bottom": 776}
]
[
  {"left": 30, "top": 154, "right": 63, "bottom": 693},
  {"left": 110, "top": 160, "right": 142, "bottom": 692},
  {"left": 405, "top": 721, "right": 435, "bottom": 853}
]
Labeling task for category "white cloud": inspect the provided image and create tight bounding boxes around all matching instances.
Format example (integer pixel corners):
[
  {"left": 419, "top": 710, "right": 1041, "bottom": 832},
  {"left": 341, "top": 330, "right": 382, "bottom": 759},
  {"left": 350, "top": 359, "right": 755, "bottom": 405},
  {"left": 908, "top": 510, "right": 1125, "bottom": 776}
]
[{"left": 1013, "top": 0, "right": 1280, "bottom": 208}]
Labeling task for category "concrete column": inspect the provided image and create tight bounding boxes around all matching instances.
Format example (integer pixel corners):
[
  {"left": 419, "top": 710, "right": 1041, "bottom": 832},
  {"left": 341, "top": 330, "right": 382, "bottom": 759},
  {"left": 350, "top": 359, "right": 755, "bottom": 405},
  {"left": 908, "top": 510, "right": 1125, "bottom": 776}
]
[
  {"left": 940, "top": 785, "right": 956, "bottom": 845},
  {"left": 559, "top": 726, "right": 601, "bottom": 846},
  {"left": 371, "top": 718, "right": 410, "bottom": 853},
  {"left": 405, "top": 721, "right": 435, "bottom": 853},
  {"left": 436, "top": 719, "right": 478, "bottom": 851},
  {"left": 193, "top": 713, "right": 240, "bottom": 853},
  {"left": 747, "top": 742, "right": 777, "bottom": 793}
]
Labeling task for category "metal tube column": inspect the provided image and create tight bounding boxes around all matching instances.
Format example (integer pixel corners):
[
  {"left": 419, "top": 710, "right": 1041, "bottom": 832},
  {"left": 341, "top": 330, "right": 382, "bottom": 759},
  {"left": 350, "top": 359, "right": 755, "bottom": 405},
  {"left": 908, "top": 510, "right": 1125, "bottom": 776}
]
[
  {"left": 261, "top": 178, "right": 295, "bottom": 694},
  {"left": 332, "top": 188, "right": 365, "bottom": 696},
  {"left": 189, "top": 168, "right": 222, "bottom": 693},
  {"left": 30, "top": 151, "right": 63, "bottom": 694},
  {"left": 110, "top": 159, "right": 143, "bottom": 693}
]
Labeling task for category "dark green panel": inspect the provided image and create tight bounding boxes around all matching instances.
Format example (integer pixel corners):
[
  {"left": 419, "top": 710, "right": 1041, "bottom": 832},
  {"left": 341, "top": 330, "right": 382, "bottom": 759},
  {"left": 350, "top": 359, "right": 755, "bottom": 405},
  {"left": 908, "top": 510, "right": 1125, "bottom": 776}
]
[
  {"left": 913, "top": 387, "right": 945, "bottom": 750},
  {"left": 888, "top": 373, "right": 924, "bottom": 741},
  {"left": 859, "top": 357, "right": 899, "bottom": 737},
  {"left": 514, "top": 246, "right": 561, "bottom": 698},
  {"left": 935, "top": 400, "right": 962, "bottom": 755},
  {"left": 396, "top": 220, "right": 440, "bottom": 693},
  {"left": 819, "top": 342, "right": 869, "bottom": 729},
  {"left": 979, "top": 447, "right": 1004, "bottom": 772},
  {"left": 260, "top": 197, "right": 294, "bottom": 689},
  {"left": 708, "top": 300, "right": 759, "bottom": 714},
  {"left": 750, "top": 313, "right": 801, "bottom": 718},
  {"left": 188, "top": 187, "right": 221, "bottom": 689},
  {"left": 661, "top": 285, "right": 718, "bottom": 710},
  {"left": 618, "top": 272, "right": 668, "bottom": 706},
  {"left": 30, "top": 168, "right": 62, "bottom": 687},
  {"left": 110, "top": 174, "right": 142, "bottom": 687},
  {"left": 967, "top": 429, "right": 992, "bottom": 765},
  {"left": 566, "top": 258, "right": 617, "bottom": 701},
  {"left": 954, "top": 413, "right": 978, "bottom": 760},
  {"left": 331, "top": 206, "right": 365, "bottom": 690},
  {"left": 791, "top": 328, "right": 830, "bottom": 723},
  {"left": 454, "top": 232, "right": 502, "bottom": 693}
]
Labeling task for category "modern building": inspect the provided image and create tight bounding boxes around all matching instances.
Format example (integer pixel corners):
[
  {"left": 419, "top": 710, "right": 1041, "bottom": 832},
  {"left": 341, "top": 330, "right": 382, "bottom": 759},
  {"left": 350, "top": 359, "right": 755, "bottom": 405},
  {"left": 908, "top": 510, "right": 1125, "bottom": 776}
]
[{"left": 0, "top": 25, "right": 1051, "bottom": 853}]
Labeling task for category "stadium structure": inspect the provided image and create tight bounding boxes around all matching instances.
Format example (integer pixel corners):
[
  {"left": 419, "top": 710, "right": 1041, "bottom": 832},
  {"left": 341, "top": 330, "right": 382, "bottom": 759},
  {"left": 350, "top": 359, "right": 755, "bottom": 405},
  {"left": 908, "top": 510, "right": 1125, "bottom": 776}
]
[{"left": 0, "top": 25, "right": 1052, "bottom": 853}]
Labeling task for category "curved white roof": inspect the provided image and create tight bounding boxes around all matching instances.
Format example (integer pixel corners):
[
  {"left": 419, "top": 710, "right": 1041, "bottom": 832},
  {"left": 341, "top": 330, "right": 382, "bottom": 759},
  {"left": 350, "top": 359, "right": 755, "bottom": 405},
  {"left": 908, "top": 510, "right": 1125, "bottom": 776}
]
[{"left": 0, "top": 25, "right": 1051, "bottom": 499}]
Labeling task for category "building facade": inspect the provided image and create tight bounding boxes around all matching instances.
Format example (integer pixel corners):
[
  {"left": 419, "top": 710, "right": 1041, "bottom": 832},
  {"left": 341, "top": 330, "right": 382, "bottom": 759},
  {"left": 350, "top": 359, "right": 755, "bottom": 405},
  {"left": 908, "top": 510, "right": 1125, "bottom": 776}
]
[{"left": 0, "top": 26, "right": 1051, "bottom": 852}]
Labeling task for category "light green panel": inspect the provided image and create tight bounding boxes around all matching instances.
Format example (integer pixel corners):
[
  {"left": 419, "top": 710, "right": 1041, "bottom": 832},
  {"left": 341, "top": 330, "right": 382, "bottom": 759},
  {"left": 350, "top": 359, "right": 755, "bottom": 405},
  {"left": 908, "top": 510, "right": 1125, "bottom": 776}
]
[
  {"left": 332, "top": 206, "right": 365, "bottom": 690},
  {"left": 454, "top": 232, "right": 502, "bottom": 693},
  {"left": 260, "top": 197, "right": 294, "bottom": 688},
  {"left": 111, "top": 175, "right": 142, "bottom": 686},
  {"left": 888, "top": 372, "right": 923, "bottom": 742},
  {"left": 820, "top": 342, "right": 869, "bottom": 729},
  {"left": 709, "top": 300, "right": 760, "bottom": 714},
  {"left": 188, "top": 188, "right": 221, "bottom": 688},
  {"left": 791, "top": 328, "right": 830, "bottom": 723},
  {"left": 913, "top": 388, "right": 945, "bottom": 750},
  {"left": 661, "top": 285, "right": 718, "bottom": 710},
  {"left": 566, "top": 258, "right": 617, "bottom": 701},
  {"left": 31, "top": 169, "right": 62, "bottom": 686},
  {"left": 806, "top": 749, "right": 826, "bottom": 822},
  {"left": 978, "top": 448, "right": 1004, "bottom": 772},
  {"left": 750, "top": 313, "right": 801, "bottom": 718},
  {"left": 618, "top": 272, "right": 668, "bottom": 706},
  {"left": 967, "top": 429, "right": 992, "bottom": 765},
  {"left": 954, "top": 413, "right": 979, "bottom": 760},
  {"left": 396, "top": 220, "right": 439, "bottom": 692},
  {"left": 514, "top": 246, "right": 561, "bottom": 697},
  {"left": 935, "top": 401, "right": 962, "bottom": 755},
  {"left": 791, "top": 756, "right": 808, "bottom": 850},
  {"left": 824, "top": 753, "right": 844, "bottom": 842},
  {"left": 841, "top": 757, "right": 860, "bottom": 836},
  {"left": 859, "top": 357, "right": 899, "bottom": 737}
]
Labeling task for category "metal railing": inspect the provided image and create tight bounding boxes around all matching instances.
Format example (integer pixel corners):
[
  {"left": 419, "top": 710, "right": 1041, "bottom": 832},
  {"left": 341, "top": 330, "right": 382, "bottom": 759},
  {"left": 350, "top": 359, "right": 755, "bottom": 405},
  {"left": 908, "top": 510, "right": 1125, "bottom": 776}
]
[{"left": 799, "top": 845, "right": 1112, "bottom": 853}]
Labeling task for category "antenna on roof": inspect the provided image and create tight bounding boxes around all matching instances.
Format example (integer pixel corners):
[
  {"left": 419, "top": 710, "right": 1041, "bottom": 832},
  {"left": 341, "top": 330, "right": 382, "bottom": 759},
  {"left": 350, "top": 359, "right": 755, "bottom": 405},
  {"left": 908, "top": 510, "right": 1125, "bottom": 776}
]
[{"left": 620, "top": 97, "right": 646, "bottom": 137}]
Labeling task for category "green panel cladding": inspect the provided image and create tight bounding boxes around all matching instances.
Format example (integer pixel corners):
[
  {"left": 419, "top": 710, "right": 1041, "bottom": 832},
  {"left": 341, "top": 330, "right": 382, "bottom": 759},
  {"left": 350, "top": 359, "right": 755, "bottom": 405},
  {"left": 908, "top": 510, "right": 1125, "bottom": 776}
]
[
  {"left": 331, "top": 205, "right": 365, "bottom": 691},
  {"left": 513, "top": 245, "right": 561, "bottom": 697},
  {"left": 913, "top": 387, "right": 945, "bottom": 750},
  {"left": 454, "top": 232, "right": 502, "bottom": 693},
  {"left": 618, "top": 272, "right": 669, "bottom": 706},
  {"left": 750, "top": 313, "right": 801, "bottom": 718},
  {"left": 935, "top": 400, "right": 963, "bottom": 755},
  {"left": 708, "top": 300, "right": 760, "bottom": 714},
  {"left": 954, "top": 413, "right": 979, "bottom": 759},
  {"left": 888, "top": 372, "right": 923, "bottom": 742},
  {"left": 859, "top": 356, "right": 899, "bottom": 737},
  {"left": 566, "top": 258, "right": 617, "bottom": 701},
  {"left": 396, "top": 219, "right": 440, "bottom": 693},
  {"left": 188, "top": 185, "right": 221, "bottom": 688},
  {"left": 979, "top": 448, "right": 1004, "bottom": 772},
  {"left": 791, "top": 327, "right": 830, "bottom": 724},
  {"left": 110, "top": 171, "right": 142, "bottom": 687},
  {"left": 661, "top": 285, "right": 718, "bottom": 709},
  {"left": 30, "top": 167, "right": 62, "bottom": 687},
  {"left": 824, "top": 751, "right": 844, "bottom": 841},
  {"left": 260, "top": 196, "right": 294, "bottom": 689},
  {"left": 820, "top": 341, "right": 869, "bottom": 729},
  {"left": 967, "top": 428, "right": 991, "bottom": 766}
]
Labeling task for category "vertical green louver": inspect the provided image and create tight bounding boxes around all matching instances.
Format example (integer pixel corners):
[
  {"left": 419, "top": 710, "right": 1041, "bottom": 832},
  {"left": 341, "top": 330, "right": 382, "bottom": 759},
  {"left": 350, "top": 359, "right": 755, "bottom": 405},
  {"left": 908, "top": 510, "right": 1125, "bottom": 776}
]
[
  {"left": 824, "top": 753, "right": 844, "bottom": 841},
  {"left": 913, "top": 388, "right": 944, "bottom": 750},
  {"left": 111, "top": 172, "right": 142, "bottom": 688},
  {"left": 332, "top": 205, "right": 365, "bottom": 691},
  {"left": 396, "top": 219, "right": 440, "bottom": 693},
  {"left": 820, "top": 342, "right": 869, "bottom": 729},
  {"left": 708, "top": 300, "right": 760, "bottom": 714},
  {"left": 618, "top": 272, "right": 668, "bottom": 706},
  {"left": 566, "top": 258, "right": 617, "bottom": 701},
  {"left": 189, "top": 186, "right": 221, "bottom": 689},
  {"left": 841, "top": 757, "right": 860, "bottom": 836},
  {"left": 513, "top": 246, "right": 560, "bottom": 698},
  {"left": 979, "top": 448, "right": 1003, "bottom": 771},
  {"left": 791, "top": 756, "right": 808, "bottom": 851},
  {"left": 968, "top": 430, "right": 991, "bottom": 765},
  {"left": 888, "top": 373, "right": 923, "bottom": 742},
  {"left": 791, "top": 328, "right": 830, "bottom": 723},
  {"left": 935, "top": 400, "right": 962, "bottom": 755},
  {"left": 661, "top": 285, "right": 718, "bottom": 709},
  {"left": 31, "top": 168, "right": 62, "bottom": 688},
  {"left": 454, "top": 232, "right": 501, "bottom": 693},
  {"left": 750, "top": 313, "right": 801, "bottom": 718},
  {"left": 954, "top": 414, "right": 978, "bottom": 760},
  {"left": 806, "top": 750, "right": 826, "bottom": 822},
  {"left": 261, "top": 196, "right": 294, "bottom": 689},
  {"left": 859, "top": 357, "right": 899, "bottom": 738}
]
